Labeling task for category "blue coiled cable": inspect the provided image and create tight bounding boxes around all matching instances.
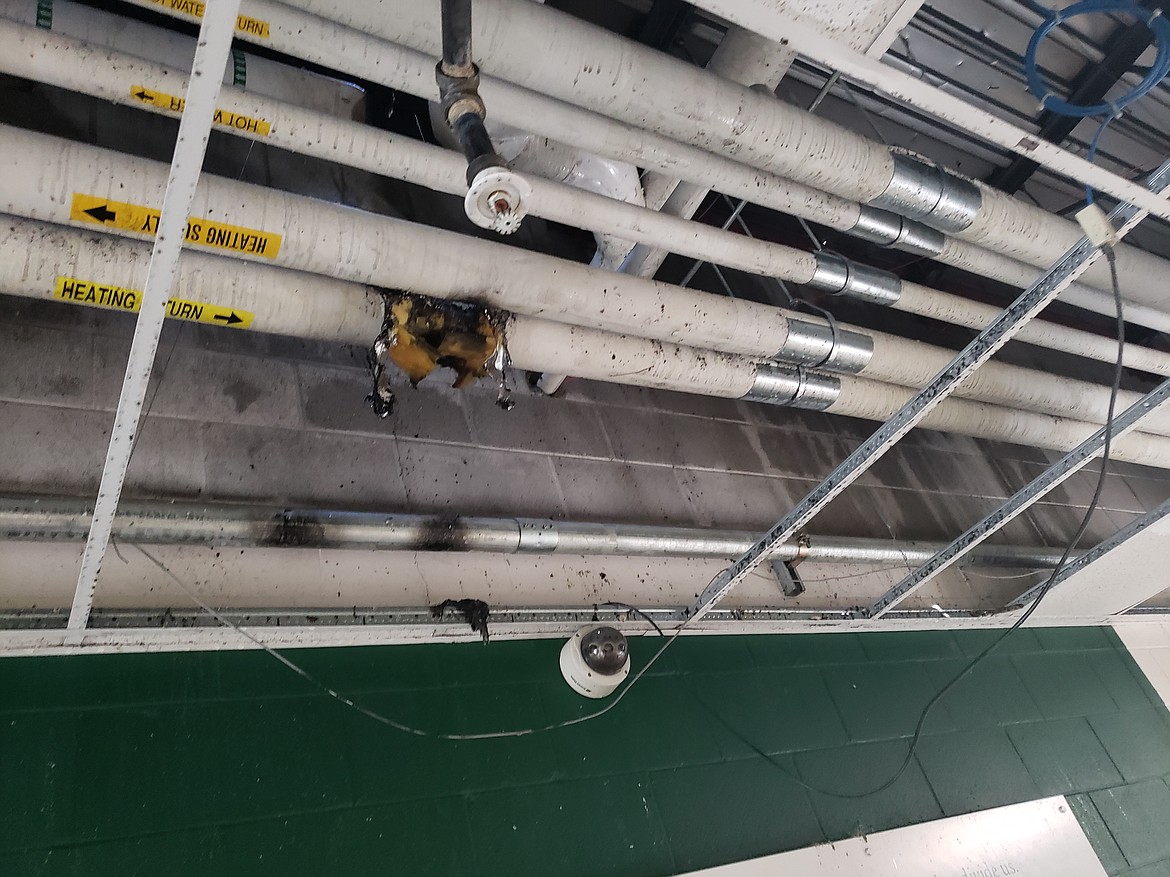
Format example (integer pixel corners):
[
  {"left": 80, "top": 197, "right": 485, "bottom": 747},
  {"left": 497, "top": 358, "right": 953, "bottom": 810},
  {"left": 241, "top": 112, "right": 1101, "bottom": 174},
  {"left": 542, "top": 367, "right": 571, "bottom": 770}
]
[{"left": 1024, "top": 0, "right": 1170, "bottom": 202}]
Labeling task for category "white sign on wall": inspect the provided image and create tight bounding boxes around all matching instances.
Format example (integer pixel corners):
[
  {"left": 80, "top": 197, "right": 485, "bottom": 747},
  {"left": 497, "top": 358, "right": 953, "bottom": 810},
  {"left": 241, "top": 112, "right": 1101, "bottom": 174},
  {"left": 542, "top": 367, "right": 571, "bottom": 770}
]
[{"left": 678, "top": 796, "right": 1108, "bottom": 877}]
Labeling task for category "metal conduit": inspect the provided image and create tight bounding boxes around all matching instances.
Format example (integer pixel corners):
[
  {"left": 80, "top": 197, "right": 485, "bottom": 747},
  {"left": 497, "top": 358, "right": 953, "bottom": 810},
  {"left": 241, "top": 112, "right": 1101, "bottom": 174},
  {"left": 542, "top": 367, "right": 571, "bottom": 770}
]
[{"left": 0, "top": 497, "right": 1067, "bottom": 567}]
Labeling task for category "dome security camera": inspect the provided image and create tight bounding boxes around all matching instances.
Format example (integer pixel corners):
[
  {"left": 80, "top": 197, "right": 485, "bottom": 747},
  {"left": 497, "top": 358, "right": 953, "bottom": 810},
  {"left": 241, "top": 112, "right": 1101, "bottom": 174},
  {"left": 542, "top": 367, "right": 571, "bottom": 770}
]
[{"left": 559, "top": 625, "right": 630, "bottom": 698}]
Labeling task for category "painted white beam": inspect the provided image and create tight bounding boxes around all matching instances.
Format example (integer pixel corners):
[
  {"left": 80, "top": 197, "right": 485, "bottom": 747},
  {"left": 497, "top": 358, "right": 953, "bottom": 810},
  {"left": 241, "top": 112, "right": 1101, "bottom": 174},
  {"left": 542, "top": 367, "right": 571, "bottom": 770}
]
[{"left": 66, "top": 0, "right": 243, "bottom": 631}]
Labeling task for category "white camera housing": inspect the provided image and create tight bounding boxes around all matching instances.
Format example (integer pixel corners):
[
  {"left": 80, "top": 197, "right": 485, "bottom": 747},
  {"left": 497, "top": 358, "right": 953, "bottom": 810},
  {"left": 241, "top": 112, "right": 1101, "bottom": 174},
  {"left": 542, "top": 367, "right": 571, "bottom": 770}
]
[{"left": 559, "top": 624, "right": 630, "bottom": 699}]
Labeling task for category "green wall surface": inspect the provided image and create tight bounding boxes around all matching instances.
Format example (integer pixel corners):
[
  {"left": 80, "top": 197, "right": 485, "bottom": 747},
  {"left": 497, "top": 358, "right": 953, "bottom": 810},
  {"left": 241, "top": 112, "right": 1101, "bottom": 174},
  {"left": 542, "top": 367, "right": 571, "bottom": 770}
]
[{"left": 3, "top": 627, "right": 1170, "bottom": 876}]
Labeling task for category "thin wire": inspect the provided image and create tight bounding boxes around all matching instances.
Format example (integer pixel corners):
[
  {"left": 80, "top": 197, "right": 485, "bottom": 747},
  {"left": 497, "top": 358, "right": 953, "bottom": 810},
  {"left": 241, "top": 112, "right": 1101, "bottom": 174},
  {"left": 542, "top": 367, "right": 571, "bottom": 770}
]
[
  {"left": 603, "top": 601, "right": 666, "bottom": 636},
  {"left": 1085, "top": 111, "right": 1121, "bottom": 204},
  {"left": 134, "top": 543, "right": 693, "bottom": 739},
  {"left": 685, "top": 245, "right": 1128, "bottom": 800},
  {"left": 960, "top": 568, "right": 1048, "bottom": 580}
]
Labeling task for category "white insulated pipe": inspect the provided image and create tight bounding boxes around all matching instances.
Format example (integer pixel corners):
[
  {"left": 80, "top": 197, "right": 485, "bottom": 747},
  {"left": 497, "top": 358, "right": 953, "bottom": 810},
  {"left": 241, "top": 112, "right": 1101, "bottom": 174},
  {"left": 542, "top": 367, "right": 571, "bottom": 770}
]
[
  {"left": 830, "top": 377, "right": 1170, "bottom": 470},
  {"left": 7, "top": 21, "right": 1168, "bottom": 388},
  {"left": 5, "top": 124, "right": 1165, "bottom": 440},
  {"left": 0, "top": 0, "right": 363, "bottom": 119},
  {"left": 106, "top": 0, "right": 1170, "bottom": 330},
  {"left": 0, "top": 124, "right": 808, "bottom": 361},
  {"left": 0, "top": 215, "right": 383, "bottom": 341},
  {"left": 7, "top": 214, "right": 1170, "bottom": 469},
  {"left": 0, "top": 23, "right": 813, "bottom": 286},
  {"left": 279, "top": 0, "right": 1170, "bottom": 301}
]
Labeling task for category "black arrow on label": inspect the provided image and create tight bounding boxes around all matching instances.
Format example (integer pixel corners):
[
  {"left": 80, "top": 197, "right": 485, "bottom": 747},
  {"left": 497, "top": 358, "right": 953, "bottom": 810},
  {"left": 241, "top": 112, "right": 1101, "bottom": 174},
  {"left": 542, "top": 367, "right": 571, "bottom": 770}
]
[
  {"left": 83, "top": 204, "right": 116, "bottom": 223},
  {"left": 213, "top": 311, "right": 243, "bottom": 325},
  {"left": 133, "top": 89, "right": 152, "bottom": 102}
]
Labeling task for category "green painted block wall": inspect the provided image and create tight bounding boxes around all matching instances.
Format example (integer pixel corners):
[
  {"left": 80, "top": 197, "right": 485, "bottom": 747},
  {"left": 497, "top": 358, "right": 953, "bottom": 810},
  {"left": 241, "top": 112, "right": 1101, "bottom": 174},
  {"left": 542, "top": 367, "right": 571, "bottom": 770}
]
[{"left": 3, "top": 627, "right": 1170, "bottom": 875}]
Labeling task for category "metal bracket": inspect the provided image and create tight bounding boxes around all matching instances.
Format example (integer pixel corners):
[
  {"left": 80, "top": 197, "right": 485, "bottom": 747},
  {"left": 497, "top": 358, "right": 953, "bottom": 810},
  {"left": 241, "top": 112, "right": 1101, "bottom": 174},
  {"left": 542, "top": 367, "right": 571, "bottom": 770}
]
[
  {"left": 685, "top": 157, "right": 1170, "bottom": 623},
  {"left": 769, "top": 558, "right": 805, "bottom": 597}
]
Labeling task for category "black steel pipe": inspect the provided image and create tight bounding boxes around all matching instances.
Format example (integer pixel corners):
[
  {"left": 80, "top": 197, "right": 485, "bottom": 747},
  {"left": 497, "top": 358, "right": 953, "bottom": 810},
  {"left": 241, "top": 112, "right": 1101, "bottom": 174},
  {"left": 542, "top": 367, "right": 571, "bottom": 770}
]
[{"left": 440, "top": 0, "right": 474, "bottom": 76}]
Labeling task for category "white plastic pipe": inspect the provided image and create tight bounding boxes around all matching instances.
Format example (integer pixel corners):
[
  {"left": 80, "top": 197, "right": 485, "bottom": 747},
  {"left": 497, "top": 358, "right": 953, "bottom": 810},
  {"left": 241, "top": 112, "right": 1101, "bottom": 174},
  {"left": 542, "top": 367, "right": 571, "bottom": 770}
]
[
  {"left": 107, "top": 0, "right": 1170, "bottom": 330},
  {"left": 7, "top": 124, "right": 1167, "bottom": 440},
  {"left": 10, "top": 21, "right": 1166, "bottom": 387},
  {"left": 0, "top": 0, "right": 363, "bottom": 119},
  {"left": 8, "top": 213, "right": 1170, "bottom": 467},
  {"left": 279, "top": 0, "right": 1170, "bottom": 299}
]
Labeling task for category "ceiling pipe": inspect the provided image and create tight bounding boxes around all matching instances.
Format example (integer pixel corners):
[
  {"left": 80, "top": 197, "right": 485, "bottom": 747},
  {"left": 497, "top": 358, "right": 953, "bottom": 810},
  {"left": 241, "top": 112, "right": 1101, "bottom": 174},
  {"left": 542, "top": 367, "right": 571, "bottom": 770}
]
[
  {"left": 99, "top": 0, "right": 1170, "bottom": 331},
  {"left": 0, "top": 123, "right": 871, "bottom": 372},
  {"left": 0, "top": 0, "right": 364, "bottom": 119},
  {"left": 275, "top": 0, "right": 1170, "bottom": 302},
  {"left": 9, "top": 217, "right": 1170, "bottom": 468},
  {"left": 5, "top": 120, "right": 1169, "bottom": 442},
  {"left": 8, "top": 22, "right": 1168, "bottom": 384},
  {"left": 0, "top": 496, "right": 1068, "bottom": 568},
  {"left": 623, "top": 25, "right": 796, "bottom": 279}
]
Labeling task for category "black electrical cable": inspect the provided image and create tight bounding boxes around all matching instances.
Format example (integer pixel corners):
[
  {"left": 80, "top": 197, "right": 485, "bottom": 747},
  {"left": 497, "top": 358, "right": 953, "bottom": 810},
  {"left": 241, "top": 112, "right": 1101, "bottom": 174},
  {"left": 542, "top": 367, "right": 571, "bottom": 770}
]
[{"left": 682, "top": 245, "right": 1129, "bottom": 800}]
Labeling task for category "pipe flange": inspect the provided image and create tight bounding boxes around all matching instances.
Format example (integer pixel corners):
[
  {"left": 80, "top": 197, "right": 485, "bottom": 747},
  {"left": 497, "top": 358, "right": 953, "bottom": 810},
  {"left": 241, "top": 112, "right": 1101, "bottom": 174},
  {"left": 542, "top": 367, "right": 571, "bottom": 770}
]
[{"left": 465, "top": 169, "right": 531, "bottom": 235}]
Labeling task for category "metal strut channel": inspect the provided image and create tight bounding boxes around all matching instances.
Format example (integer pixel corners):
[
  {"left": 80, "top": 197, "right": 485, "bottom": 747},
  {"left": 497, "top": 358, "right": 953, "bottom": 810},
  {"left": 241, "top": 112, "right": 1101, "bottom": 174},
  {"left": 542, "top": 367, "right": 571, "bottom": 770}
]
[
  {"left": 868, "top": 376, "right": 1170, "bottom": 617},
  {"left": 1007, "top": 498, "right": 1170, "bottom": 610},
  {"left": 685, "top": 157, "right": 1170, "bottom": 622},
  {"left": 65, "top": 0, "right": 243, "bottom": 632}
]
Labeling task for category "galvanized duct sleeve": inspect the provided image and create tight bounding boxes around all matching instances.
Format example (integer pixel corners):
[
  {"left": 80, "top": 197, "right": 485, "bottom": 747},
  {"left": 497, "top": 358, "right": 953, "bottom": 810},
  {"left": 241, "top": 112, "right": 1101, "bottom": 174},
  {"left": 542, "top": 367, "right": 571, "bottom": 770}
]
[{"left": 273, "top": 0, "right": 1170, "bottom": 301}]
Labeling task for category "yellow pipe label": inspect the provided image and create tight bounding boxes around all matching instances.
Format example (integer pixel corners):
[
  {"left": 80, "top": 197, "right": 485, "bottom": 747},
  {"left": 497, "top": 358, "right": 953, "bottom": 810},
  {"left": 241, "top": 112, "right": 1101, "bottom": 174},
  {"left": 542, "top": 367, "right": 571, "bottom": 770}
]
[
  {"left": 143, "top": 0, "right": 270, "bottom": 38},
  {"left": 130, "top": 86, "right": 272, "bottom": 137},
  {"left": 54, "top": 276, "right": 255, "bottom": 329},
  {"left": 69, "top": 193, "right": 282, "bottom": 259}
]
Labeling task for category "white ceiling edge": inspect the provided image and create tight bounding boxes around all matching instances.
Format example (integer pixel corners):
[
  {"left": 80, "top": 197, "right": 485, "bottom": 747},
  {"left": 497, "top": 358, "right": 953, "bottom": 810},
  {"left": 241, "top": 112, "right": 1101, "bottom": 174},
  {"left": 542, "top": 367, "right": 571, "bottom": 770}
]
[{"left": 675, "top": 795, "right": 1106, "bottom": 876}]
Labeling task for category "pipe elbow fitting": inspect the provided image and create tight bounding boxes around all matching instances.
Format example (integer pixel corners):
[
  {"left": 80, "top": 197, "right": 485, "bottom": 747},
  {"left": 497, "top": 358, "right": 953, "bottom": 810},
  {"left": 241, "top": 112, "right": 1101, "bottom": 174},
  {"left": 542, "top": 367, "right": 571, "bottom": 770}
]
[{"left": 435, "top": 61, "right": 487, "bottom": 124}]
